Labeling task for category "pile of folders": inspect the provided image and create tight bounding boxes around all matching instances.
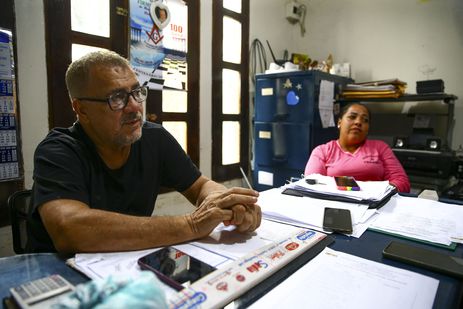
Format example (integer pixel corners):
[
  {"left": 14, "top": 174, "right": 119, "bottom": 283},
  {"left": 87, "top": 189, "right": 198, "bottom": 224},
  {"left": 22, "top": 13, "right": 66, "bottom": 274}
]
[{"left": 340, "top": 78, "right": 407, "bottom": 99}]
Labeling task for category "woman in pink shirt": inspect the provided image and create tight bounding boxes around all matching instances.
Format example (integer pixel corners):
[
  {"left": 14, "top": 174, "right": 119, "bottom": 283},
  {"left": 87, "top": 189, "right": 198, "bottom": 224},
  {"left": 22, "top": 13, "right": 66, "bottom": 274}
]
[{"left": 305, "top": 103, "right": 410, "bottom": 192}]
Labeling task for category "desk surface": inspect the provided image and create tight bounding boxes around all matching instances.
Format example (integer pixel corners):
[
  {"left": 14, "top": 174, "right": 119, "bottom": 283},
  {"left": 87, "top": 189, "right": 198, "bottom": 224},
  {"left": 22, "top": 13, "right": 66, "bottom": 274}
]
[{"left": 0, "top": 232, "right": 462, "bottom": 308}]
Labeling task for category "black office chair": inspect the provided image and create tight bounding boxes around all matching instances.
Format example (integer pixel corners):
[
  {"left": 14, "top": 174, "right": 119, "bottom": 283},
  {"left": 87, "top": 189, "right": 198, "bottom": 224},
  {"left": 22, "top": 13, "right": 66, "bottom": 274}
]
[{"left": 8, "top": 189, "right": 32, "bottom": 254}]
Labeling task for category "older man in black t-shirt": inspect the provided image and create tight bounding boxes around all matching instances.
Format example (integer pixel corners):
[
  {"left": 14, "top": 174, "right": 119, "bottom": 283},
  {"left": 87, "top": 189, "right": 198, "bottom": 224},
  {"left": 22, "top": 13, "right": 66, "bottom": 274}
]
[{"left": 27, "top": 50, "right": 261, "bottom": 253}]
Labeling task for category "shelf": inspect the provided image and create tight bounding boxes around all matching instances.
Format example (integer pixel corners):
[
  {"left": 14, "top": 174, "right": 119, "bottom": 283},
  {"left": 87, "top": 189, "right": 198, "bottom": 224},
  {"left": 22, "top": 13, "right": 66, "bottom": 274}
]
[
  {"left": 336, "top": 93, "right": 457, "bottom": 104},
  {"left": 335, "top": 92, "right": 458, "bottom": 151}
]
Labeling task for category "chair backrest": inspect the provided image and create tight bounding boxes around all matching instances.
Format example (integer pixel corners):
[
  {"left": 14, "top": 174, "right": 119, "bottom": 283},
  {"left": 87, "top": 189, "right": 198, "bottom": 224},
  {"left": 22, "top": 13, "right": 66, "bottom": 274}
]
[{"left": 8, "top": 189, "right": 32, "bottom": 254}]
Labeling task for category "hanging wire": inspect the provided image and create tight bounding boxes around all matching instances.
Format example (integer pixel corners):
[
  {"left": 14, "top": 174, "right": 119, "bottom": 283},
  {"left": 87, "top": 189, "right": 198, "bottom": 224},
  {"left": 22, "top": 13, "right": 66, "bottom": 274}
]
[
  {"left": 298, "top": 4, "right": 307, "bottom": 36},
  {"left": 249, "top": 39, "right": 268, "bottom": 86},
  {"left": 248, "top": 39, "right": 268, "bottom": 173}
]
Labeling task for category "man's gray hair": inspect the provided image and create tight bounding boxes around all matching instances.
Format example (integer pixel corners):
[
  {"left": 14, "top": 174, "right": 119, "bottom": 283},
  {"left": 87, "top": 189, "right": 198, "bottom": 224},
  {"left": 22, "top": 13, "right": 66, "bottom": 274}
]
[{"left": 65, "top": 50, "right": 130, "bottom": 99}]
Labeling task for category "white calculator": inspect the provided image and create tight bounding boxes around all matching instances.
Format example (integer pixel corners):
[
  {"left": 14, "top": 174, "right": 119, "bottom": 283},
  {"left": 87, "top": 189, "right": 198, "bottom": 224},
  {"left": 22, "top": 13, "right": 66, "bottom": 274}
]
[{"left": 9, "top": 274, "right": 75, "bottom": 308}]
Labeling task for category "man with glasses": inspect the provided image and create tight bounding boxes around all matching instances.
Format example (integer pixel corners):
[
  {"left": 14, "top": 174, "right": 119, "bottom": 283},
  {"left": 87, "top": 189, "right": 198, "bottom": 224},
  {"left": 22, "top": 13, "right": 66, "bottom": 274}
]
[{"left": 27, "top": 50, "right": 261, "bottom": 253}]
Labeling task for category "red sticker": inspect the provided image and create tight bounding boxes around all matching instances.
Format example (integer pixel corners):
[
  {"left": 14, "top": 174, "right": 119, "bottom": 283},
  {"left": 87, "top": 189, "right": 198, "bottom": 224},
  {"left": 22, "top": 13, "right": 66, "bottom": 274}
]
[
  {"left": 236, "top": 274, "right": 246, "bottom": 282},
  {"left": 285, "top": 242, "right": 299, "bottom": 251},
  {"left": 216, "top": 282, "right": 228, "bottom": 292}
]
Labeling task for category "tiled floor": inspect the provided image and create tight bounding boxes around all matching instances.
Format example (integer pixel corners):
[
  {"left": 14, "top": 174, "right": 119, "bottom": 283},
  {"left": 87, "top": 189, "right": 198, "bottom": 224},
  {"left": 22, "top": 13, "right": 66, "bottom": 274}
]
[{"left": 0, "top": 225, "right": 15, "bottom": 257}]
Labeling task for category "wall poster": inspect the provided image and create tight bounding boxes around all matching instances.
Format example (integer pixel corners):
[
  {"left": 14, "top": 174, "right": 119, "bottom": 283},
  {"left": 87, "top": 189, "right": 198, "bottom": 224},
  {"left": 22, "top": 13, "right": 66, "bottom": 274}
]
[
  {"left": 130, "top": 0, "right": 188, "bottom": 92},
  {"left": 0, "top": 28, "right": 19, "bottom": 181}
]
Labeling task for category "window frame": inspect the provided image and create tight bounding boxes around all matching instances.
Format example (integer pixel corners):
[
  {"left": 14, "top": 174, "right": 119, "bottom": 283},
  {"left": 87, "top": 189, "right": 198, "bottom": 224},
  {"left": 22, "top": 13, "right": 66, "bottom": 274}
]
[
  {"left": 211, "top": 0, "right": 250, "bottom": 181},
  {"left": 44, "top": 0, "right": 200, "bottom": 166},
  {"left": 44, "top": 0, "right": 128, "bottom": 129},
  {"left": 145, "top": 0, "right": 200, "bottom": 165}
]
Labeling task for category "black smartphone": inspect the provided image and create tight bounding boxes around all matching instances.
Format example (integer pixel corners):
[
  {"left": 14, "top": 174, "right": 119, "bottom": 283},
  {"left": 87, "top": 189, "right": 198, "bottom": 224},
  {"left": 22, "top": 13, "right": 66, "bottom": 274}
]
[
  {"left": 323, "top": 207, "right": 353, "bottom": 234},
  {"left": 138, "top": 247, "right": 217, "bottom": 291},
  {"left": 334, "top": 176, "right": 360, "bottom": 191},
  {"left": 383, "top": 241, "right": 463, "bottom": 279}
]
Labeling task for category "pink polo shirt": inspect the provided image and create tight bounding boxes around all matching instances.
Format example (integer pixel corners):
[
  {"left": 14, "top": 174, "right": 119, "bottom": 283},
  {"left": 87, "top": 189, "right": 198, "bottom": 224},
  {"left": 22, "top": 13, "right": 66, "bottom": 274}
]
[{"left": 304, "top": 140, "right": 410, "bottom": 192}]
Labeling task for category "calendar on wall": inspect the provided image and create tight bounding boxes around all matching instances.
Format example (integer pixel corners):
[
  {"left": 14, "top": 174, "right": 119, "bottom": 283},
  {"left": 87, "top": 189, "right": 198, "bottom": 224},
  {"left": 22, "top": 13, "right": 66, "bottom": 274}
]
[
  {"left": 0, "top": 29, "right": 20, "bottom": 181},
  {"left": 129, "top": 0, "right": 188, "bottom": 91}
]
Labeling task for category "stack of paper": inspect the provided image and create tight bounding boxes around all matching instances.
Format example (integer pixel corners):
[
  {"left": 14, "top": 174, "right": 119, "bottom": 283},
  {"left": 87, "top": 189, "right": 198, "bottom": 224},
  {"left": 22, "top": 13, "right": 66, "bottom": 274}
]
[
  {"left": 258, "top": 187, "right": 376, "bottom": 238},
  {"left": 286, "top": 174, "right": 396, "bottom": 206},
  {"left": 341, "top": 78, "right": 407, "bottom": 99}
]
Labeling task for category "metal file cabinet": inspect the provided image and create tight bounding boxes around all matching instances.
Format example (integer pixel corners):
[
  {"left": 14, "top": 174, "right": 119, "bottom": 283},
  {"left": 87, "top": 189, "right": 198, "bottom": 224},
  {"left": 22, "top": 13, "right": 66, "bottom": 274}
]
[{"left": 252, "top": 70, "right": 352, "bottom": 191}]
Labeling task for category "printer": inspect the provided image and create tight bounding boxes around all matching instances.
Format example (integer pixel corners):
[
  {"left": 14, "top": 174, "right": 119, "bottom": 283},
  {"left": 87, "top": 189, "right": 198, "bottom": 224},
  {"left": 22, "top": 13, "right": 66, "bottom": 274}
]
[{"left": 393, "top": 149, "right": 454, "bottom": 179}]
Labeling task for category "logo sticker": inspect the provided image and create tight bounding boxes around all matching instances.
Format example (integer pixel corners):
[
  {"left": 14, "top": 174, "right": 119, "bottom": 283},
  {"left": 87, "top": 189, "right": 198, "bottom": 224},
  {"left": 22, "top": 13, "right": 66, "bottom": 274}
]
[
  {"left": 246, "top": 260, "right": 269, "bottom": 273},
  {"left": 270, "top": 250, "right": 285, "bottom": 260},
  {"left": 285, "top": 242, "right": 299, "bottom": 251},
  {"left": 216, "top": 282, "right": 228, "bottom": 292},
  {"left": 236, "top": 274, "right": 246, "bottom": 282},
  {"left": 172, "top": 290, "right": 207, "bottom": 309},
  {"left": 297, "top": 230, "right": 315, "bottom": 241}
]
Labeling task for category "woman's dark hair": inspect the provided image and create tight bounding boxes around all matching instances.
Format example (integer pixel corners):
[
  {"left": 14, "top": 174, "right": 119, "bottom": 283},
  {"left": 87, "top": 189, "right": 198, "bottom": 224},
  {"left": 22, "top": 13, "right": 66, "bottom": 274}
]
[{"left": 338, "top": 103, "right": 371, "bottom": 122}]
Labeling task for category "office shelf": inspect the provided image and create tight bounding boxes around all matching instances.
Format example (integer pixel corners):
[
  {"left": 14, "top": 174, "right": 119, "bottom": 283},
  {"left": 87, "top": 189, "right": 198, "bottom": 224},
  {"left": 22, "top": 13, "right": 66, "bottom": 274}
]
[{"left": 336, "top": 93, "right": 457, "bottom": 104}]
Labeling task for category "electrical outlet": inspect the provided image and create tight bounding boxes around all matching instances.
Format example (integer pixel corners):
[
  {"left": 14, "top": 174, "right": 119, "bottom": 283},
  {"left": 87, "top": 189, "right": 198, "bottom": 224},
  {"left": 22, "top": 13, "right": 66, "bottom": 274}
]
[{"left": 286, "top": 1, "right": 300, "bottom": 23}]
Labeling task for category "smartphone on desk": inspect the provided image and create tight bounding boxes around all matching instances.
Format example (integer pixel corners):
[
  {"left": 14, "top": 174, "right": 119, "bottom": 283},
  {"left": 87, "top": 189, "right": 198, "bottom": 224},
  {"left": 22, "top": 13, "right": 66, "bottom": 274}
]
[
  {"left": 383, "top": 241, "right": 463, "bottom": 279},
  {"left": 138, "top": 247, "right": 217, "bottom": 291},
  {"left": 323, "top": 207, "right": 353, "bottom": 234},
  {"left": 335, "top": 176, "right": 360, "bottom": 191}
]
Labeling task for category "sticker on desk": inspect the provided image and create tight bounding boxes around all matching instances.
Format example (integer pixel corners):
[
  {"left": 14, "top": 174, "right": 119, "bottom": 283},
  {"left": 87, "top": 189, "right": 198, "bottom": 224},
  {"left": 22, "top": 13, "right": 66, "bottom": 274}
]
[
  {"left": 261, "top": 88, "right": 274, "bottom": 96},
  {"left": 258, "top": 171, "right": 273, "bottom": 186},
  {"left": 168, "top": 229, "right": 327, "bottom": 309},
  {"left": 258, "top": 131, "right": 271, "bottom": 139}
]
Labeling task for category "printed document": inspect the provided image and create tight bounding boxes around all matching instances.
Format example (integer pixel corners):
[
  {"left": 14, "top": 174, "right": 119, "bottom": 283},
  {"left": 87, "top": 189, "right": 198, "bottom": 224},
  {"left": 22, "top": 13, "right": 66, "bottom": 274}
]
[
  {"left": 68, "top": 219, "right": 305, "bottom": 279},
  {"left": 191, "top": 219, "right": 304, "bottom": 260},
  {"left": 249, "top": 247, "right": 438, "bottom": 309},
  {"left": 319, "top": 80, "right": 335, "bottom": 128},
  {"left": 370, "top": 194, "right": 463, "bottom": 246}
]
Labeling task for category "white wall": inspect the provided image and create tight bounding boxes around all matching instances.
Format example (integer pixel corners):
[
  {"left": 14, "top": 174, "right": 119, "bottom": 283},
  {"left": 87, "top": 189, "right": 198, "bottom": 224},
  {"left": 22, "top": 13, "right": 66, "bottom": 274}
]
[
  {"left": 14, "top": 0, "right": 48, "bottom": 189},
  {"left": 199, "top": 0, "right": 213, "bottom": 178},
  {"left": 250, "top": 0, "right": 296, "bottom": 64},
  {"left": 250, "top": 0, "right": 463, "bottom": 149}
]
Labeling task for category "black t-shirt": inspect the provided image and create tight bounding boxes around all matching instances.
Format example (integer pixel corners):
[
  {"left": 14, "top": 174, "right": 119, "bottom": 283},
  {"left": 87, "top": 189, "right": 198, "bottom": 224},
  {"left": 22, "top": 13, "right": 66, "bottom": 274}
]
[{"left": 27, "top": 121, "right": 201, "bottom": 252}]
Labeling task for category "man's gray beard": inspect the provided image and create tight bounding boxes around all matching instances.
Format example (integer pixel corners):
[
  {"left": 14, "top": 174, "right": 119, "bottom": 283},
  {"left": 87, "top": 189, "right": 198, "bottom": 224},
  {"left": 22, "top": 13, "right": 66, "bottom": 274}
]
[
  {"left": 114, "top": 129, "right": 142, "bottom": 146},
  {"left": 115, "top": 113, "right": 143, "bottom": 145}
]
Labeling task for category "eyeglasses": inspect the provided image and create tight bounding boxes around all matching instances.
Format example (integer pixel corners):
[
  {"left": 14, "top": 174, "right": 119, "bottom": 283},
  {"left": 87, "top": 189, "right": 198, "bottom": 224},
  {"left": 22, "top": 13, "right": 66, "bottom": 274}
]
[{"left": 76, "top": 82, "right": 149, "bottom": 111}]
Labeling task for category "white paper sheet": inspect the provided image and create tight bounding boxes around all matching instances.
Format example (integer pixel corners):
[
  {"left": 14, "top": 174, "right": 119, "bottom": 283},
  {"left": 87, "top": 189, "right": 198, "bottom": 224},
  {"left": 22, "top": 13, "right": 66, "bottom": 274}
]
[
  {"left": 70, "top": 219, "right": 307, "bottom": 279},
  {"left": 190, "top": 219, "right": 304, "bottom": 260},
  {"left": 258, "top": 188, "right": 370, "bottom": 238},
  {"left": 319, "top": 80, "right": 335, "bottom": 128},
  {"left": 370, "top": 195, "right": 463, "bottom": 246},
  {"left": 249, "top": 248, "right": 438, "bottom": 309},
  {"left": 71, "top": 248, "right": 160, "bottom": 280}
]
